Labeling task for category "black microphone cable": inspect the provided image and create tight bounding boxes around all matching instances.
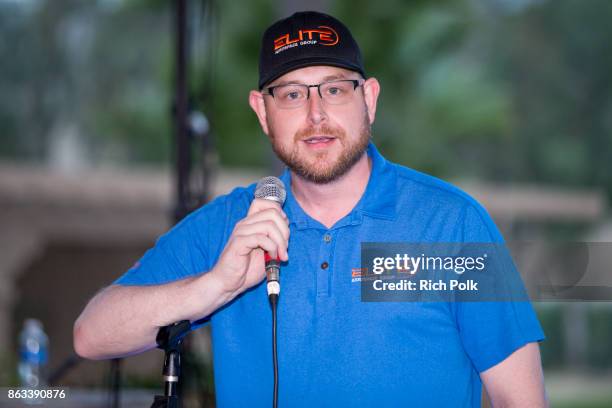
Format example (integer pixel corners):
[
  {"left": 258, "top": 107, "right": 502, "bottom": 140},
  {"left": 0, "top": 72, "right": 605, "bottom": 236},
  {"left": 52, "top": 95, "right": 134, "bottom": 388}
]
[
  {"left": 269, "top": 293, "right": 279, "bottom": 408},
  {"left": 254, "top": 176, "right": 286, "bottom": 408}
]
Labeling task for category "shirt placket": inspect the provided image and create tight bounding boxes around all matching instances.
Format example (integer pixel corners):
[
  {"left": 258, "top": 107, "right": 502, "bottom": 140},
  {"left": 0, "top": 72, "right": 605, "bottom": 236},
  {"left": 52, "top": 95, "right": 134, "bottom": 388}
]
[{"left": 316, "top": 230, "right": 335, "bottom": 297}]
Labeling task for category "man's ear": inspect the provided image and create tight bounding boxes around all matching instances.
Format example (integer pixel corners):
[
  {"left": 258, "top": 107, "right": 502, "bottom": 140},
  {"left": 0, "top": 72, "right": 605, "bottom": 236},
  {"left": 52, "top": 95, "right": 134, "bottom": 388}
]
[
  {"left": 362, "top": 77, "right": 380, "bottom": 125},
  {"left": 249, "top": 90, "right": 269, "bottom": 135}
]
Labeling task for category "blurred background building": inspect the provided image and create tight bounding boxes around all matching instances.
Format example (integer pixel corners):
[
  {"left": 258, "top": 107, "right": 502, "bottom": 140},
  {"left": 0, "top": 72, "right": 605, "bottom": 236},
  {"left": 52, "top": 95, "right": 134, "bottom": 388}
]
[{"left": 1, "top": 0, "right": 611, "bottom": 407}]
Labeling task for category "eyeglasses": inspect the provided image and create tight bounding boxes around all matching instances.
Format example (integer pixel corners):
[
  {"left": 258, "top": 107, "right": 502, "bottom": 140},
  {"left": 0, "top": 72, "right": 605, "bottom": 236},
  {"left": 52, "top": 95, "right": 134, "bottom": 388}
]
[{"left": 262, "top": 79, "right": 364, "bottom": 109}]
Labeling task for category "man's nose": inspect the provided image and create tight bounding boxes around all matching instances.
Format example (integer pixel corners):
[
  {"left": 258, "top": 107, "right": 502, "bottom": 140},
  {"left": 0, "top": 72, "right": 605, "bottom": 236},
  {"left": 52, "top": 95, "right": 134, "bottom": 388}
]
[{"left": 306, "top": 87, "right": 327, "bottom": 125}]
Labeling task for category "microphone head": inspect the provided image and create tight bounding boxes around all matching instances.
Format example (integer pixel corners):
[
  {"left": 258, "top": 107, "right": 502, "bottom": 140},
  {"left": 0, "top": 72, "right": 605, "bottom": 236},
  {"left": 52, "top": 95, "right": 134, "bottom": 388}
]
[{"left": 255, "top": 176, "right": 286, "bottom": 205}]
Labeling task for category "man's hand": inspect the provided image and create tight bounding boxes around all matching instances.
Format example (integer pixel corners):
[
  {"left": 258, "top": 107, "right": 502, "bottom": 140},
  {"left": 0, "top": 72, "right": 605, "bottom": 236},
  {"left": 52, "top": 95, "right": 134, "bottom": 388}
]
[
  {"left": 209, "top": 198, "right": 290, "bottom": 297},
  {"left": 74, "top": 197, "right": 289, "bottom": 360}
]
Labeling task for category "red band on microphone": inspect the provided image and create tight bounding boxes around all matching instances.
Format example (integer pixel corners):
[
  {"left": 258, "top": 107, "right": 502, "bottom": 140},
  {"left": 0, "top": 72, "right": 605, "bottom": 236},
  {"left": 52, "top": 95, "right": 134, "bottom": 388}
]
[{"left": 265, "top": 252, "right": 281, "bottom": 263}]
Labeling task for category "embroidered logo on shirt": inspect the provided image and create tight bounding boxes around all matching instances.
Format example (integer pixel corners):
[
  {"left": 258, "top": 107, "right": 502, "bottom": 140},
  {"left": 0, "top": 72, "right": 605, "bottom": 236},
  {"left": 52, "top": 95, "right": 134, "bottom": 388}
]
[{"left": 351, "top": 267, "right": 366, "bottom": 282}]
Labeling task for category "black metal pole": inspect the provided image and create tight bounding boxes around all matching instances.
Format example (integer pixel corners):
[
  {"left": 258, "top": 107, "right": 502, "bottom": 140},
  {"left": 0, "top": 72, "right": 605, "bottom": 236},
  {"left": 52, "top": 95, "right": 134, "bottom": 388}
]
[
  {"left": 110, "top": 358, "right": 121, "bottom": 408},
  {"left": 174, "top": 0, "right": 190, "bottom": 223},
  {"left": 155, "top": 2, "right": 216, "bottom": 406},
  {"left": 151, "top": 321, "right": 191, "bottom": 408}
]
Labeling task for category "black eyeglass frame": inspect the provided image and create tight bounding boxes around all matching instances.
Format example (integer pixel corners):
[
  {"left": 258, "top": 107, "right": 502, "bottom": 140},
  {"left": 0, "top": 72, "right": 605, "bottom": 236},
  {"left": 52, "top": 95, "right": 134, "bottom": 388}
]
[{"left": 262, "top": 79, "right": 364, "bottom": 101}]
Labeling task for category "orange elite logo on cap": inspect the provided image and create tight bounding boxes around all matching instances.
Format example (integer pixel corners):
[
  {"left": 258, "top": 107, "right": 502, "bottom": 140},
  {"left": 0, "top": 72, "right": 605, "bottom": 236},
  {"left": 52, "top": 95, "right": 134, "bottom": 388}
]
[{"left": 273, "top": 25, "right": 339, "bottom": 54}]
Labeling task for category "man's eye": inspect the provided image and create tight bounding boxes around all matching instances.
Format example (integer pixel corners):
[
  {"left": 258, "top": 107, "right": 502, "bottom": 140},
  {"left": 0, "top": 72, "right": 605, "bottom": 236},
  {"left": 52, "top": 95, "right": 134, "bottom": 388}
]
[
  {"left": 325, "top": 85, "right": 348, "bottom": 97},
  {"left": 279, "top": 88, "right": 304, "bottom": 101},
  {"left": 287, "top": 91, "right": 301, "bottom": 100}
]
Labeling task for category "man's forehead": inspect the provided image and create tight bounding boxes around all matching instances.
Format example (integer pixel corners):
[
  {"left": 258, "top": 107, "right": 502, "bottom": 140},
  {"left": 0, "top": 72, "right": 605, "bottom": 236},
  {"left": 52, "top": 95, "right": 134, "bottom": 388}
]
[{"left": 269, "top": 66, "right": 360, "bottom": 86}]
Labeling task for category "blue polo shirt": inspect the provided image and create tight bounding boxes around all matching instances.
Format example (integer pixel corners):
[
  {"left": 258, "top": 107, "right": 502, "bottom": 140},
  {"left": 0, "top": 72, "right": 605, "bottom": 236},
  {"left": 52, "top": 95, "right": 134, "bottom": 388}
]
[{"left": 116, "top": 143, "right": 544, "bottom": 407}]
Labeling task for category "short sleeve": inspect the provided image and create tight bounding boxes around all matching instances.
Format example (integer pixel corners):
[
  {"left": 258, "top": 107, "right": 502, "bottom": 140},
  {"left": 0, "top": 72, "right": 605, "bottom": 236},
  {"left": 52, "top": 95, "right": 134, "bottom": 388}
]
[
  {"left": 114, "top": 221, "right": 206, "bottom": 285},
  {"left": 114, "top": 188, "right": 252, "bottom": 286},
  {"left": 455, "top": 203, "right": 545, "bottom": 372}
]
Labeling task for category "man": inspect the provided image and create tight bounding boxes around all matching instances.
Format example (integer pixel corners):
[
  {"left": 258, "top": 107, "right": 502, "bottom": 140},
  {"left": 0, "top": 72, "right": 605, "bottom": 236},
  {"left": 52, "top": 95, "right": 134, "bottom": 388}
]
[{"left": 74, "top": 11, "right": 547, "bottom": 407}]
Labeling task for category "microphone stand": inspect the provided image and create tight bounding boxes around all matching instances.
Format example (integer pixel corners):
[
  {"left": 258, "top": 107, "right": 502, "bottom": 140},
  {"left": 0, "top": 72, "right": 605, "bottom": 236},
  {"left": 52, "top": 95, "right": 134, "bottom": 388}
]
[{"left": 150, "top": 320, "right": 192, "bottom": 408}]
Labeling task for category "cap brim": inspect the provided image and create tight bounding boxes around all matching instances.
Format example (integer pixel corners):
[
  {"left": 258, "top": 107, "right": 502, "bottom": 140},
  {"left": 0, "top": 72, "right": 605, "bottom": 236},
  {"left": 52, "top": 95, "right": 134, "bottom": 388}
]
[{"left": 259, "top": 57, "right": 366, "bottom": 89}]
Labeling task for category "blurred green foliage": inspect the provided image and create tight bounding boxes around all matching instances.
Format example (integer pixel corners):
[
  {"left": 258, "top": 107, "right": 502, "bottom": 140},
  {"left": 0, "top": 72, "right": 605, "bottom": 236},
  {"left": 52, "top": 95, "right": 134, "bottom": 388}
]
[
  {"left": 1, "top": 0, "right": 611, "bottom": 201},
  {"left": 537, "top": 305, "right": 565, "bottom": 369},
  {"left": 587, "top": 307, "right": 612, "bottom": 369},
  {"left": 553, "top": 398, "right": 612, "bottom": 408},
  {"left": 0, "top": 0, "right": 172, "bottom": 164}
]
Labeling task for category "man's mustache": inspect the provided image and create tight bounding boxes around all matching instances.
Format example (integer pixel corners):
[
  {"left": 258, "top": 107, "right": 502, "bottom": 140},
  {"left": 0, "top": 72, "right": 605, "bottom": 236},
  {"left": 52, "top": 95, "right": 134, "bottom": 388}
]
[{"left": 295, "top": 124, "right": 345, "bottom": 141}]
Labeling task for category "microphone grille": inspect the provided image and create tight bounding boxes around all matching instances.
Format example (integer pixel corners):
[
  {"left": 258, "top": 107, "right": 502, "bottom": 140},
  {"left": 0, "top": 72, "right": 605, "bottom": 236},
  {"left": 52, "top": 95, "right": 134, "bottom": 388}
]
[{"left": 255, "top": 176, "right": 286, "bottom": 205}]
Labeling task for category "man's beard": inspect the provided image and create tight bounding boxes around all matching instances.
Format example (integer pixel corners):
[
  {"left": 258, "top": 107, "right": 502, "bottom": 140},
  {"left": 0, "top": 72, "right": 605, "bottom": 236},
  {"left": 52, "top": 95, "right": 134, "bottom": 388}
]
[{"left": 269, "top": 115, "right": 371, "bottom": 184}]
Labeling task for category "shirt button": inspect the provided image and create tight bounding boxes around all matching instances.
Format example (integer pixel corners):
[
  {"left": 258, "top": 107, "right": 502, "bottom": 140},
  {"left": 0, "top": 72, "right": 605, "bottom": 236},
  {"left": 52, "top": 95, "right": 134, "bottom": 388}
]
[
  {"left": 321, "top": 262, "right": 329, "bottom": 270},
  {"left": 323, "top": 234, "right": 332, "bottom": 243}
]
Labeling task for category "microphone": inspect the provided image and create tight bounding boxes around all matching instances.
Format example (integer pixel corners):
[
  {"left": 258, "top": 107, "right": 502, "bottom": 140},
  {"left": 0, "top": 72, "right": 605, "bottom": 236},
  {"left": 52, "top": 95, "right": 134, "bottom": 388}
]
[{"left": 254, "top": 176, "right": 287, "bottom": 298}]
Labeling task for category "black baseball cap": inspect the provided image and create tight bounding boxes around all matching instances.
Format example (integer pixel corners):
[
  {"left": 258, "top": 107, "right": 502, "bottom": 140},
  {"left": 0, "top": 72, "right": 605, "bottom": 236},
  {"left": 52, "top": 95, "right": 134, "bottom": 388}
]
[{"left": 258, "top": 11, "right": 366, "bottom": 90}]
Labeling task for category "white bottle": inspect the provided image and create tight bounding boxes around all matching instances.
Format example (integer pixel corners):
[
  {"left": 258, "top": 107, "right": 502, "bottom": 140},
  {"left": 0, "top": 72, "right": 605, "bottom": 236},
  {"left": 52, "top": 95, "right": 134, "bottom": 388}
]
[{"left": 18, "top": 319, "right": 49, "bottom": 389}]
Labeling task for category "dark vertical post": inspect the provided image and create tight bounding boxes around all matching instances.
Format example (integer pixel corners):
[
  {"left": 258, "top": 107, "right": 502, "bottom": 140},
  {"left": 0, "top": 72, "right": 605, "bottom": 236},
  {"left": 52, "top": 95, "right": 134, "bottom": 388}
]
[
  {"left": 110, "top": 358, "right": 121, "bottom": 408},
  {"left": 174, "top": 0, "right": 190, "bottom": 223}
]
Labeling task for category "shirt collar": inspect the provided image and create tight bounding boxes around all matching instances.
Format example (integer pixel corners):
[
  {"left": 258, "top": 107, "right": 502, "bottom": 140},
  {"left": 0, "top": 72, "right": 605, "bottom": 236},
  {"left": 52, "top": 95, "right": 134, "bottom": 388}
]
[{"left": 279, "top": 142, "right": 398, "bottom": 230}]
